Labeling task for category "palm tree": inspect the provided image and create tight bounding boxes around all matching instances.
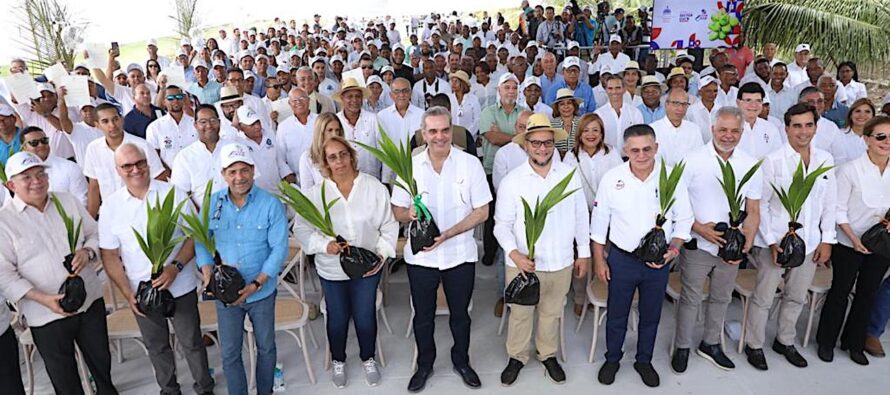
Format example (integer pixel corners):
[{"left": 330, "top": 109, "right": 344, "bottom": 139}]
[
  {"left": 743, "top": 0, "right": 890, "bottom": 68},
  {"left": 12, "top": 0, "right": 85, "bottom": 70}
]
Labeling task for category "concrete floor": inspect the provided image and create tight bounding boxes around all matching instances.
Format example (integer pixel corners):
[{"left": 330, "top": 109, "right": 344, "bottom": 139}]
[{"left": 23, "top": 261, "right": 890, "bottom": 395}]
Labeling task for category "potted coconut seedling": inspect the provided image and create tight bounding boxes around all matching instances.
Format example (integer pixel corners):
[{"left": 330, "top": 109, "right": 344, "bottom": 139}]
[
  {"left": 179, "top": 180, "right": 245, "bottom": 305},
  {"left": 634, "top": 158, "right": 686, "bottom": 266},
  {"left": 132, "top": 188, "right": 186, "bottom": 317},
  {"left": 505, "top": 169, "right": 579, "bottom": 306},
  {"left": 354, "top": 125, "right": 440, "bottom": 254},
  {"left": 279, "top": 181, "right": 380, "bottom": 279},
  {"left": 715, "top": 157, "right": 763, "bottom": 261},
  {"left": 50, "top": 193, "right": 86, "bottom": 313},
  {"left": 770, "top": 160, "right": 833, "bottom": 268}
]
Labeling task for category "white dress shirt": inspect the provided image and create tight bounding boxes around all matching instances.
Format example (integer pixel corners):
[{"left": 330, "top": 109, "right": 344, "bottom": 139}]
[
  {"left": 297, "top": 151, "right": 324, "bottom": 192},
  {"left": 495, "top": 161, "right": 590, "bottom": 272},
  {"left": 785, "top": 62, "right": 808, "bottom": 87},
  {"left": 757, "top": 143, "right": 837, "bottom": 251},
  {"left": 391, "top": 147, "right": 492, "bottom": 269},
  {"left": 594, "top": 101, "right": 645, "bottom": 153},
  {"left": 590, "top": 162, "right": 694, "bottom": 253},
  {"left": 685, "top": 144, "right": 763, "bottom": 257},
  {"left": 449, "top": 93, "right": 482, "bottom": 138},
  {"left": 686, "top": 101, "right": 720, "bottom": 143},
  {"left": 145, "top": 113, "right": 198, "bottom": 167},
  {"left": 169, "top": 138, "right": 244, "bottom": 207},
  {"left": 15, "top": 104, "right": 77, "bottom": 159},
  {"left": 651, "top": 118, "right": 704, "bottom": 166},
  {"left": 768, "top": 84, "right": 798, "bottom": 119},
  {"left": 239, "top": 133, "right": 293, "bottom": 193},
  {"left": 338, "top": 111, "right": 383, "bottom": 180},
  {"left": 738, "top": 117, "right": 784, "bottom": 160},
  {"left": 98, "top": 180, "right": 197, "bottom": 298},
  {"left": 377, "top": 104, "right": 424, "bottom": 183},
  {"left": 411, "top": 78, "right": 449, "bottom": 108},
  {"left": 65, "top": 122, "right": 103, "bottom": 168},
  {"left": 563, "top": 147, "right": 624, "bottom": 211},
  {"left": 293, "top": 173, "right": 398, "bottom": 281},
  {"left": 593, "top": 52, "right": 631, "bottom": 75},
  {"left": 831, "top": 129, "right": 868, "bottom": 166},
  {"left": 813, "top": 118, "right": 844, "bottom": 153},
  {"left": 835, "top": 153, "right": 890, "bottom": 248},
  {"left": 839, "top": 81, "right": 868, "bottom": 104},
  {"left": 82, "top": 134, "right": 165, "bottom": 199},
  {"left": 275, "top": 113, "right": 317, "bottom": 184},
  {"left": 45, "top": 155, "right": 88, "bottom": 206},
  {"left": 715, "top": 86, "right": 739, "bottom": 109}
]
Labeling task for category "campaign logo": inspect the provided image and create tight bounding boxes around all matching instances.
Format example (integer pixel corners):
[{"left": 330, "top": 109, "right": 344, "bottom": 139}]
[
  {"left": 615, "top": 179, "right": 625, "bottom": 190},
  {"left": 695, "top": 9, "right": 709, "bottom": 22},
  {"left": 163, "top": 136, "right": 173, "bottom": 149}
]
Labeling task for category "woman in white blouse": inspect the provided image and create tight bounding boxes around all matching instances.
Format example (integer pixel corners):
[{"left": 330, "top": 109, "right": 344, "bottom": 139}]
[
  {"left": 816, "top": 115, "right": 890, "bottom": 366},
  {"left": 837, "top": 62, "right": 868, "bottom": 104},
  {"left": 561, "top": 112, "right": 623, "bottom": 315},
  {"left": 833, "top": 98, "right": 874, "bottom": 166},
  {"left": 293, "top": 135, "right": 398, "bottom": 387},
  {"left": 448, "top": 70, "right": 481, "bottom": 139},
  {"left": 299, "top": 112, "right": 344, "bottom": 191}
]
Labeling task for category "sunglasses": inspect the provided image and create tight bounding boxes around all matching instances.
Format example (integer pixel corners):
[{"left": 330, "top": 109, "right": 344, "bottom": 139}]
[
  {"left": 869, "top": 133, "right": 889, "bottom": 141},
  {"left": 26, "top": 137, "right": 50, "bottom": 147},
  {"left": 166, "top": 94, "right": 186, "bottom": 101},
  {"left": 361, "top": 65, "right": 374, "bottom": 70}
]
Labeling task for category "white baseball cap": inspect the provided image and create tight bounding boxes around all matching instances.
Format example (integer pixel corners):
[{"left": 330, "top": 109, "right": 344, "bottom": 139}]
[
  {"left": 562, "top": 56, "right": 581, "bottom": 70},
  {"left": 4, "top": 152, "right": 49, "bottom": 178},
  {"left": 366, "top": 75, "right": 384, "bottom": 87},
  {"left": 609, "top": 34, "right": 622, "bottom": 44},
  {"left": 212, "top": 60, "right": 226, "bottom": 69},
  {"left": 520, "top": 76, "right": 541, "bottom": 91},
  {"left": 0, "top": 103, "right": 16, "bottom": 117},
  {"left": 219, "top": 143, "right": 255, "bottom": 169},
  {"left": 567, "top": 41, "right": 580, "bottom": 50},
  {"left": 795, "top": 44, "right": 811, "bottom": 53},
  {"left": 236, "top": 106, "right": 260, "bottom": 125},
  {"left": 194, "top": 60, "right": 209, "bottom": 70},
  {"left": 37, "top": 82, "right": 56, "bottom": 94},
  {"left": 237, "top": 50, "right": 254, "bottom": 61},
  {"left": 699, "top": 75, "right": 719, "bottom": 88},
  {"left": 497, "top": 73, "right": 519, "bottom": 86}
]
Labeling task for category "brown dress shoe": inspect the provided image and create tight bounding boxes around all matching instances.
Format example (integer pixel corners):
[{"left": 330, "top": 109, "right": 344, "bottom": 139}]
[
  {"left": 865, "top": 336, "right": 885, "bottom": 358},
  {"left": 494, "top": 297, "right": 505, "bottom": 317},
  {"left": 574, "top": 303, "right": 584, "bottom": 317}
]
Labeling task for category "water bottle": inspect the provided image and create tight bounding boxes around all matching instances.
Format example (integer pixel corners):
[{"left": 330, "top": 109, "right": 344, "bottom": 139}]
[{"left": 273, "top": 363, "right": 286, "bottom": 392}]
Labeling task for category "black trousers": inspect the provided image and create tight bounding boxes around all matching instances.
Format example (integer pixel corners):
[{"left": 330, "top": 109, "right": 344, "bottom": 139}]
[
  {"left": 30, "top": 298, "right": 118, "bottom": 395},
  {"left": 482, "top": 175, "right": 497, "bottom": 264},
  {"left": 407, "top": 262, "right": 475, "bottom": 371},
  {"left": 817, "top": 244, "right": 890, "bottom": 351},
  {"left": 0, "top": 325, "right": 25, "bottom": 395}
]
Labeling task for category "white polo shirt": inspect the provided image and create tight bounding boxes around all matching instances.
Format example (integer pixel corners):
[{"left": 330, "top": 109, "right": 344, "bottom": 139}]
[
  {"left": 98, "top": 180, "right": 197, "bottom": 298},
  {"left": 239, "top": 133, "right": 293, "bottom": 193},
  {"left": 145, "top": 113, "right": 198, "bottom": 167},
  {"left": 15, "top": 103, "right": 77, "bottom": 160},
  {"left": 738, "top": 117, "right": 784, "bottom": 160},
  {"left": 411, "top": 78, "right": 449, "bottom": 108},
  {"left": 715, "top": 86, "right": 739, "bottom": 109},
  {"left": 785, "top": 62, "right": 808, "bottom": 87},
  {"left": 651, "top": 118, "right": 704, "bottom": 166},
  {"left": 169, "top": 138, "right": 245, "bottom": 207},
  {"left": 45, "top": 155, "right": 88, "bottom": 206},
  {"left": 495, "top": 160, "right": 590, "bottom": 272},
  {"left": 835, "top": 153, "right": 890, "bottom": 248},
  {"left": 594, "top": 101, "right": 645, "bottom": 153},
  {"left": 65, "top": 122, "right": 104, "bottom": 168},
  {"left": 590, "top": 161, "right": 694, "bottom": 253},
  {"left": 275, "top": 112, "right": 317, "bottom": 184},
  {"left": 377, "top": 104, "right": 424, "bottom": 182},
  {"left": 685, "top": 144, "right": 763, "bottom": 257},
  {"left": 82, "top": 134, "right": 165, "bottom": 199},
  {"left": 757, "top": 143, "right": 837, "bottom": 251},
  {"left": 338, "top": 110, "right": 383, "bottom": 180},
  {"left": 391, "top": 146, "right": 492, "bottom": 269}
]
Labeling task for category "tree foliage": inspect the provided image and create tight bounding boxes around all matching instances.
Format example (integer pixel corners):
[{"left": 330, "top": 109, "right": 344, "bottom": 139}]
[
  {"left": 170, "top": 0, "right": 201, "bottom": 39},
  {"left": 13, "top": 0, "right": 86, "bottom": 70}
]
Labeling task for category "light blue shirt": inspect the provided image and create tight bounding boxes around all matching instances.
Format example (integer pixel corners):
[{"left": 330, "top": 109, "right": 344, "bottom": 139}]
[
  {"left": 196, "top": 186, "right": 288, "bottom": 303},
  {"left": 0, "top": 127, "right": 22, "bottom": 165},
  {"left": 638, "top": 104, "right": 666, "bottom": 124},
  {"left": 540, "top": 73, "right": 564, "bottom": 98},
  {"left": 187, "top": 79, "right": 222, "bottom": 105},
  {"left": 544, "top": 81, "right": 597, "bottom": 114}
]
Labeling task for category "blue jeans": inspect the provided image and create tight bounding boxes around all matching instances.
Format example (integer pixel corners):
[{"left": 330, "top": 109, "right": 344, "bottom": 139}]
[
  {"left": 867, "top": 276, "right": 890, "bottom": 338},
  {"left": 217, "top": 291, "right": 276, "bottom": 395},
  {"left": 320, "top": 272, "right": 381, "bottom": 362}
]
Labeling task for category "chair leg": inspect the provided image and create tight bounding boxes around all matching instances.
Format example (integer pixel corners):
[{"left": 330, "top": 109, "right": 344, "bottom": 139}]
[
  {"left": 115, "top": 339, "right": 123, "bottom": 363},
  {"left": 803, "top": 291, "right": 818, "bottom": 348},
  {"left": 376, "top": 334, "right": 386, "bottom": 367},
  {"left": 559, "top": 308, "right": 567, "bottom": 363},
  {"left": 670, "top": 298, "right": 679, "bottom": 354},
  {"left": 75, "top": 347, "right": 93, "bottom": 395},
  {"left": 25, "top": 344, "right": 34, "bottom": 395},
  {"left": 497, "top": 304, "right": 509, "bottom": 336},
  {"left": 299, "top": 327, "right": 317, "bottom": 384},
  {"left": 379, "top": 306, "right": 394, "bottom": 335},
  {"left": 405, "top": 302, "right": 414, "bottom": 338},
  {"left": 738, "top": 296, "right": 749, "bottom": 354},
  {"left": 588, "top": 306, "right": 601, "bottom": 363},
  {"left": 411, "top": 343, "right": 418, "bottom": 372},
  {"left": 247, "top": 332, "right": 256, "bottom": 390},
  {"left": 323, "top": 316, "right": 331, "bottom": 371},
  {"left": 575, "top": 299, "right": 589, "bottom": 333}
]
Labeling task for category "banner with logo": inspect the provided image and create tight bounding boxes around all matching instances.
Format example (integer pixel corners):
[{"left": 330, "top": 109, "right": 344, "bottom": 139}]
[{"left": 650, "top": 0, "right": 745, "bottom": 49}]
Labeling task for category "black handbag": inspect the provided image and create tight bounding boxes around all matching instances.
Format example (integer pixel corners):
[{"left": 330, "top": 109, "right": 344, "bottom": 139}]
[
  {"left": 861, "top": 210, "right": 890, "bottom": 259},
  {"left": 505, "top": 272, "right": 540, "bottom": 305}
]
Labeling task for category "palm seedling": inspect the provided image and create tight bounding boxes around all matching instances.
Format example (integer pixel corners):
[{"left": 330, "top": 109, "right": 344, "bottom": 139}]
[
  {"left": 770, "top": 159, "right": 832, "bottom": 268},
  {"left": 634, "top": 158, "right": 686, "bottom": 265},
  {"left": 50, "top": 193, "right": 85, "bottom": 313},
  {"left": 132, "top": 187, "right": 186, "bottom": 316},
  {"left": 715, "top": 157, "right": 763, "bottom": 260}
]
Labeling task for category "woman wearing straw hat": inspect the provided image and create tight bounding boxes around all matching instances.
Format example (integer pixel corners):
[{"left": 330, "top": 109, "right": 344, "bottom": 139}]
[
  {"left": 620, "top": 61, "right": 644, "bottom": 107},
  {"left": 448, "top": 70, "right": 482, "bottom": 139},
  {"left": 551, "top": 88, "right": 582, "bottom": 155}
]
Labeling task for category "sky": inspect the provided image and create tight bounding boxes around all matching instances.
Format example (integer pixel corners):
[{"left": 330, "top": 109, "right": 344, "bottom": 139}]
[{"left": 0, "top": 0, "right": 519, "bottom": 63}]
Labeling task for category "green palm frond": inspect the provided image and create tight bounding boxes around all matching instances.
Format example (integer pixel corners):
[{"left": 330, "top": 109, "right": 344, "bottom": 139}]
[
  {"left": 744, "top": 0, "right": 890, "bottom": 67},
  {"left": 278, "top": 181, "right": 339, "bottom": 238},
  {"left": 521, "top": 169, "right": 579, "bottom": 260},
  {"left": 133, "top": 188, "right": 188, "bottom": 274},
  {"left": 770, "top": 160, "right": 833, "bottom": 222},
  {"left": 178, "top": 180, "right": 216, "bottom": 257},
  {"left": 49, "top": 193, "right": 81, "bottom": 254},
  {"left": 353, "top": 124, "right": 419, "bottom": 197},
  {"left": 716, "top": 157, "right": 764, "bottom": 222},
  {"left": 658, "top": 158, "right": 686, "bottom": 217}
]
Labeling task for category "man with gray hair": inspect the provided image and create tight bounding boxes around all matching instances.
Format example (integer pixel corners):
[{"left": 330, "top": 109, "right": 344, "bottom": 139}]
[
  {"left": 816, "top": 74, "right": 850, "bottom": 128},
  {"left": 670, "top": 106, "right": 762, "bottom": 374},
  {"left": 276, "top": 87, "right": 317, "bottom": 183},
  {"left": 295, "top": 66, "right": 337, "bottom": 114}
]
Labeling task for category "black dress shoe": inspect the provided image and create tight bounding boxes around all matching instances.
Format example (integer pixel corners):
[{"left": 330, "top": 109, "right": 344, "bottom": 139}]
[
  {"left": 541, "top": 357, "right": 566, "bottom": 384},
  {"left": 744, "top": 346, "right": 769, "bottom": 371},
  {"left": 772, "top": 340, "right": 808, "bottom": 367},
  {"left": 817, "top": 345, "right": 834, "bottom": 362},
  {"left": 697, "top": 343, "right": 735, "bottom": 370},
  {"left": 850, "top": 350, "right": 869, "bottom": 366},
  {"left": 598, "top": 361, "right": 620, "bottom": 385},
  {"left": 671, "top": 348, "right": 689, "bottom": 374},
  {"left": 633, "top": 362, "right": 660, "bottom": 388},
  {"left": 408, "top": 368, "right": 434, "bottom": 393},
  {"left": 500, "top": 358, "right": 524, "bottom": 386},
  {"left": 453, "top": 365, "right": 481, "bottom": 389}
]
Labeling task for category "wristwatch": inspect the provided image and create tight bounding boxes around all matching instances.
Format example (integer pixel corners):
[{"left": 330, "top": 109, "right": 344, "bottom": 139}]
[
  {"left": 251, "top": 280, "right": 264, "bottom": 290},
  {"left": 167, "top": 260, "right": 185, "bottom": 272}
]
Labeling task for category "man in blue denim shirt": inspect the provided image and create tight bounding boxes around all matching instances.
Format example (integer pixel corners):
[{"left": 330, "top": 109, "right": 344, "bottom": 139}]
[{"left": 196, "top": 142, "right": 288, "bottom": 395}]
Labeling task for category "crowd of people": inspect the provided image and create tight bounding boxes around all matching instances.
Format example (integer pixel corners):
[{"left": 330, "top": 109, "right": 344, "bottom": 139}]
[{"left": 2, "top": 2, "right": 890, "bottom": 394}]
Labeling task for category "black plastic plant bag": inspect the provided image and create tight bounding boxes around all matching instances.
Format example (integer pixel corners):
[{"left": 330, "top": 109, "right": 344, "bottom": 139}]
[
  {"left": 136, "top": 272, "right": 175, "bottom": 317},
  {"left": 58, "top": 253, "right": 86, "bottom": 313},
  {"left": 337, "top": 235, "right": 380, "bottom": 279},
  {"left": 409, "top": 216, "right": 441, "bottom": 255},
  {"left": 210, "top": 252, "right": 245, "bottom": 305},
  {"left": 777, "top": 222, "right": 806, "bottom": 268},
  {"left": 505, "top": 272, "right": 540, "bottom": 305},
  {"left": 861, "top": 211, "right": 890, "bottom": 259},
  {"left": 717, "top": 211, "right": 748, "bottom": 261},
  {"left": 634, "top": 215, "right": 668, "bottom": 266}
]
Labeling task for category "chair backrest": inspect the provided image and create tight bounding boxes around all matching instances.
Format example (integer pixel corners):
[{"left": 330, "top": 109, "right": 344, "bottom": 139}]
[{"left": 276, "top": 237, "right": 303, "bottom": 300}]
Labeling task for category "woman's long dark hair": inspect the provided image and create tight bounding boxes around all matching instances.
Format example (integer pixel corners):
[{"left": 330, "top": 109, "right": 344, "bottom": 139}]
[{"left": 836, "top": 61, "right": 860, "bottom": 83}]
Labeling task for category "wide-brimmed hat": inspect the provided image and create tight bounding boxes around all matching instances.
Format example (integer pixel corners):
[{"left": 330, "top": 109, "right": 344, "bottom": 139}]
[
  {"left": 619, "top": 61, "right": 645, "bottom": 77},
  {"left": 333, "top": 77, "right": 369, "bottom": 102},
  {"left": 551, "top": 88, "right": 582, "bottom": 113},
  {"left": 449, "top": 70, "right": 471, "bottom": 88},
  {"left": 217, "top": 86, "right": 243, "bottom": 105},
  {"left": 639, "top": 76, "right": 664, "bottom": 92},
  {"left": 513, "top": 113, "right": 569, "bottom": 144},
  {"left": 666, "top": 67, "right": 688, "bottom": 80}
]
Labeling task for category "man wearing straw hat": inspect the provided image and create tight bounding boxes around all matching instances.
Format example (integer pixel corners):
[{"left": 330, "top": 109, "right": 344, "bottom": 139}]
[
  {"left": 637, "top": 76, "right": 665, "bottom": 124},
  {"left": 494, "top": 113, "right": 589, "bottom": 386},
  {"left": 336, "top": 77, "right": 382, "bottom": 180}
]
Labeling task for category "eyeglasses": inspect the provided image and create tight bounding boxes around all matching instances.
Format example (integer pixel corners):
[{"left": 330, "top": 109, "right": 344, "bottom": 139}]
[
  {"left": 166, "top": 94, "right": 186, "bottom": 101},
  {"left": 325, "top": 150, "right": 351, "bottom": 162},
  {"left": 526, "top": 139, "right": 555, "bottom": 148},
  {"left": 25, "top": 137, "right": 50, "bottom": 147},
  {"left": 869, "top": 133, "right": 889, "bottom": 141},
  {"left": 666, "top": 100, "right": 691, "bottom": 107},
  {"left": 196, "top": 118, "right": 221, "bottom": 126},
  {"left": 392, "top": 88, "right": 411, "bottom": 95},
  {"left": 118, "top": 159, "right": 149, "bottom": 172}
]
